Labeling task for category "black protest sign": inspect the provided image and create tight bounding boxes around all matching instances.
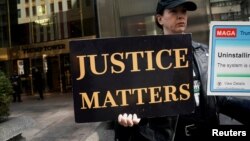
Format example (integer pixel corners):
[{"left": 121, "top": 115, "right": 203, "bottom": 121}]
[{"left": 70, "top": 34, "right": 195, "bottom": 123}]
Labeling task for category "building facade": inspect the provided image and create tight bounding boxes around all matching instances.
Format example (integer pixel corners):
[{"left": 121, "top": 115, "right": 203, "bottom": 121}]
[
  {"left": 16, "top": 0, "right": 95, "bottom": 43},
  {"left": 9, "top": 0, "right": 96, "bottom": 94},
  {"left": 0, "top": 0, "right": 13, "bottom": 74},
  {"left": 0, "top": 0, "right": 10, "bottom": 48},
  {"left": 209, "top": 0, "right": 250, "bottom": 21},
  {"left": 1, "top": 0, "right": 250, "bottom": 95}
]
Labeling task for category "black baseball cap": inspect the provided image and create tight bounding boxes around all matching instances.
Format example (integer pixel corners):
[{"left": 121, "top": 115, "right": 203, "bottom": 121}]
[{"left": 156, "top": 0, "right": 197, "bottom": 14}]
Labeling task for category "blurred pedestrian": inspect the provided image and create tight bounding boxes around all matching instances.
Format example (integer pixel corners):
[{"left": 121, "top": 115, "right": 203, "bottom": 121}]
[
  {"left": 10, "top": 72, "right": 22, "bottom": 102},
  {"left": 33, "top": 67, "right": 44, "bottom": 100}
]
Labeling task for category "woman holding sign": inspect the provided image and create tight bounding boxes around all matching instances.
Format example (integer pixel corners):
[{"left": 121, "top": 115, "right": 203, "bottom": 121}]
[{"left": 115, "top": 0, "right": 250, "bottom": 140}]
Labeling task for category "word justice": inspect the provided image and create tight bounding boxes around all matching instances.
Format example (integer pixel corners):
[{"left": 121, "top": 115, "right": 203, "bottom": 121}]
[{"left": 76, "top": 48, "right": 189, "bottom": 80}]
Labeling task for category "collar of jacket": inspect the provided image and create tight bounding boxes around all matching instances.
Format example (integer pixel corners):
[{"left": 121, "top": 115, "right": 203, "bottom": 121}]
[{"left": 192, "top": 41, "right": 201, "bottom": 49}]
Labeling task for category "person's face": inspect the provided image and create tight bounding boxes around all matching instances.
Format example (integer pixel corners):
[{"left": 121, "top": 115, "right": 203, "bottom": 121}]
[{"left": 156, "top": 6, "right": 188, "bottom": 35}]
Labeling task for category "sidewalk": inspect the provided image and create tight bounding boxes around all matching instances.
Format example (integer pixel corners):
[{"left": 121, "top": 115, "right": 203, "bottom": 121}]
[
  {"left": 9, "top": 93, "right": 114, "bottom": 141},
  {"left": 9, "top": 92, "right": 243, "bottom": 141}
]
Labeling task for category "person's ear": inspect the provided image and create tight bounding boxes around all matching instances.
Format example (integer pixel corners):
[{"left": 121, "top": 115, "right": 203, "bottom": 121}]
[{"left": 156, "top": 14, "right": 163, "bottom": 26}]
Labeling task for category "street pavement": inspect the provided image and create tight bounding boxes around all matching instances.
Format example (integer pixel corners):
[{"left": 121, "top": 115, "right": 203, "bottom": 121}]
[
  {"left": 9, "top": 93, "right": 245, "bottom": 141},
  {"left": 9, "top": 93, "right": 114, "bottom": 141}
]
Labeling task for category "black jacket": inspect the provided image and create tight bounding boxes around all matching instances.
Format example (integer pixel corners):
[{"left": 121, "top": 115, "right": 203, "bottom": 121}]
[{"left": 114, "top": 41, "right": 250, "bottom": 141}]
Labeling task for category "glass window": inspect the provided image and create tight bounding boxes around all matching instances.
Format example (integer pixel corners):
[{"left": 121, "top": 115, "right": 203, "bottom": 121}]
[
  {"left": 220, "top": 14, "right": 228, "bottom": 20},
  {"left": 50, "top": 3, "right": 54, "bottom": 13},
  {"left": 67, "top": 0, "right": 72, "bottom": 10},
  {"left": 25, "top": 8, "right": 30, "bottom": 17},
  {"left": 32, "top": 6, "right": 37, "bottom": 16},
  {"left": 40, "top": 26, "right": 44, "bottom": 42},
  {"left": 40, "top": 26, "right": 44, "bottom": 33},
  {"left": 68, "top": 21, "right": 81, "bottom": 37},
  {"left": 10, "top": 0, "right": 96, "bottom": 46},
  {"left": 58, "top": 2, "right": 63, "bottom": 11},
  {"left": 41, "top": 5, "right": 46, "bottom": 14},
  {"left": 47, "top": 25, "right": 51, "bottom": 40},
  {"left": 209, "top": 0, "right": 247, "bottom": 21},
  {"left": 76, "top": 0, "right": 80, "bottom": 8},
  {"left": 120, "top": 15, "right": 157, "bottom": 36},
  {"left": 17, "top": 9, "right": 21, "bottom": 18},
  {"left": 37, "top": 5, "right": 46, "bottom": 15},
  {"left": 86, "top": 0, "right": 91, "bottom": 7}
]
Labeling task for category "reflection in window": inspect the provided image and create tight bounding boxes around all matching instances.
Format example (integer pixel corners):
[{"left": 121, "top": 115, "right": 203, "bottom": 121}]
[
  {"left": 12, "top": 0, "right": 96, "bottom": 45},
  {"left": 120, "top": 15, "right": 157, "bottom": 36}
]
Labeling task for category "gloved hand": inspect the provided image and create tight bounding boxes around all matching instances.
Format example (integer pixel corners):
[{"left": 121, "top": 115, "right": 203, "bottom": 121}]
[{"left": 118, "top": 113, "right": 141, "bottom": 127}]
